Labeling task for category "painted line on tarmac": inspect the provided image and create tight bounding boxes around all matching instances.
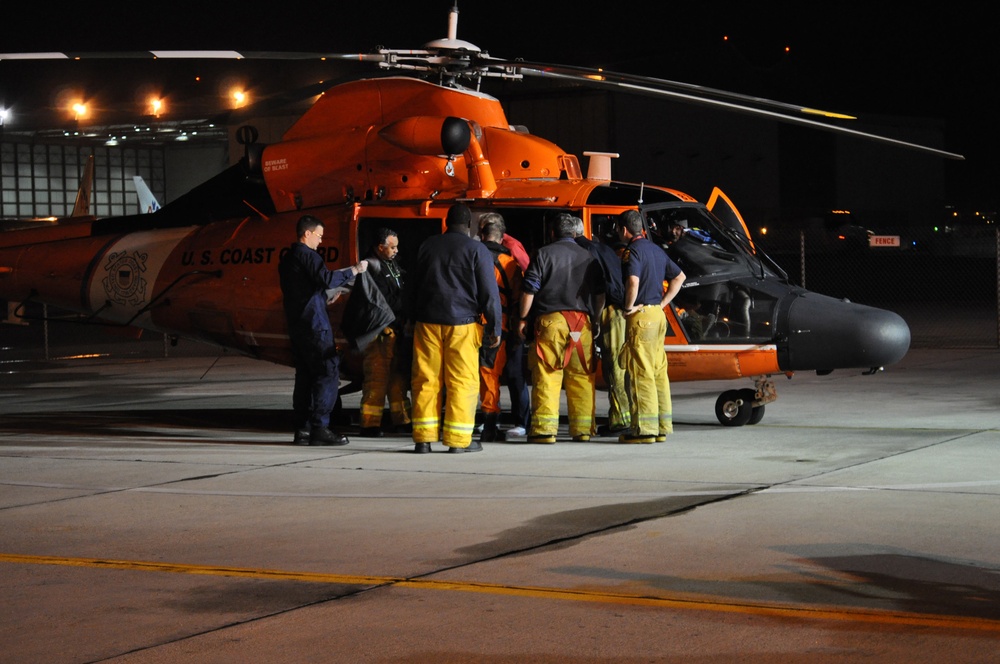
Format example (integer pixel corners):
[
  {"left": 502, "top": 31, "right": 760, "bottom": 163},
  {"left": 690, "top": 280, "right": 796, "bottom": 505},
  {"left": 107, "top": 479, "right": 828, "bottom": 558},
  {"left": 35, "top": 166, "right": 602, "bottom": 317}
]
[
  {"left": 2, "top": 552, "right": 998, "bottom": 633},
  {"left": 4, "top": 477, "right": 1000, "bottom": 497}
]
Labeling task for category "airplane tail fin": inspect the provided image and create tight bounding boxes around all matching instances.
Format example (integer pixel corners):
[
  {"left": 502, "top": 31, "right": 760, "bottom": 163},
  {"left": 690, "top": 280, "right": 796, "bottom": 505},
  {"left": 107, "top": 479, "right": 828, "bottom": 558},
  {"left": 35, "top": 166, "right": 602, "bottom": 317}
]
[
  {"left": 71, "top": 155, "right": 95, "bottom": 218},
  {"left": 133, "top": 176, "right": 161, "bottom": 213}
]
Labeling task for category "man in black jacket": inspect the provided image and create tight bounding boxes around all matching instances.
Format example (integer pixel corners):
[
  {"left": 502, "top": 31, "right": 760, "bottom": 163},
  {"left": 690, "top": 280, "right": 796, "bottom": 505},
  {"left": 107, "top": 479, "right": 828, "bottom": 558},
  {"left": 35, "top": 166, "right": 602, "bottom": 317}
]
[{"left": 358, "top": 228, "right": 413, "bottom": 437}]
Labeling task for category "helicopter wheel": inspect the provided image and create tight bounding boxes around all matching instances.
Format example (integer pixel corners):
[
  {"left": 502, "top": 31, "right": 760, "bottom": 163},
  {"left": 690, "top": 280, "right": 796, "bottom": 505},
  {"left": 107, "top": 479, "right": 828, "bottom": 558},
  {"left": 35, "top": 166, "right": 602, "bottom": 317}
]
[
  {"left": 715, "top": 389, "right": 753, "bottom": 427},
  {"left": 740, "top": 388, "right": 765, "bottom": 425}
]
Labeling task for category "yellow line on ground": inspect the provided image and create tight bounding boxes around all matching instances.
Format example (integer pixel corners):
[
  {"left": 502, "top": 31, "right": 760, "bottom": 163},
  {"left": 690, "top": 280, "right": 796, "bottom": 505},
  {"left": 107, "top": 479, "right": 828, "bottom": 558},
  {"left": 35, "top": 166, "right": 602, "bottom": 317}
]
[{"left": 3, "top": 552, "right": 998, "bottom": 632}]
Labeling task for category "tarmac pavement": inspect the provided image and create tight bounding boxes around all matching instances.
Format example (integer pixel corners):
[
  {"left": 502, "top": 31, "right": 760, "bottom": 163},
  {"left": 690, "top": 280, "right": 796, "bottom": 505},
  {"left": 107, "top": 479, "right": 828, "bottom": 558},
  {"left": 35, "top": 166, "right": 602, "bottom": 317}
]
[{"left": 1, "top": 341, "right": 998, "bottom": 663}]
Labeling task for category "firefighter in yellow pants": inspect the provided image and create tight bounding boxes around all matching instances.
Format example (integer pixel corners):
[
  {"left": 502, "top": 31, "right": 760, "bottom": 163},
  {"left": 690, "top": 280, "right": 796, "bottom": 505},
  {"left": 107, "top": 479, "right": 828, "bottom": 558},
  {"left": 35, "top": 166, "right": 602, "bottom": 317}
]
[
  {"left": 619, "top": 305, "right": 671, "bottom": 439},
  {"left": 600, "top": 304, "right": 631, "bottom": 432},
  {"left": 616, "top": 210, "right": 686, "bottom": 443},
  {"left": 517, "top": 213, "right": 606, "bottom": 444},
  {"left": 527, "top": 311, "right": 596, "bottom": 441},
  {"left": 408, "top": 203, "right": 501, "bottom": 454},
  {"left": 411, "top": 321, "right": 483, "bottom": 447}
]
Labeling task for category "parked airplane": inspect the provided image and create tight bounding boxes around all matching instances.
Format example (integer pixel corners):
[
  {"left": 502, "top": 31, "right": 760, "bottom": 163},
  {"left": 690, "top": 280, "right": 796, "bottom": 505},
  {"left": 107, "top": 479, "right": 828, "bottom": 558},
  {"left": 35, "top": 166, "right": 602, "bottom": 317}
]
[{"left": 132, "top": 176, "right": 161, "bottom": 214}]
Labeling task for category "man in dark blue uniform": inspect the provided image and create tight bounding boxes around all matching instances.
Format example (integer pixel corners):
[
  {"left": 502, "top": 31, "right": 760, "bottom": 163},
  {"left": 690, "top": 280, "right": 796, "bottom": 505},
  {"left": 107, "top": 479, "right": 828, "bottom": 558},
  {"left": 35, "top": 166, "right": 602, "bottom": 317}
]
[
  {"left": 279, "top": 214, "right": 369, "bottom": 446},
  {"left": 573, "top": 216, "right": 630, "bottom": 436},
  {"left": 617, "top": 210, "right": 686, "bottom": 443}
]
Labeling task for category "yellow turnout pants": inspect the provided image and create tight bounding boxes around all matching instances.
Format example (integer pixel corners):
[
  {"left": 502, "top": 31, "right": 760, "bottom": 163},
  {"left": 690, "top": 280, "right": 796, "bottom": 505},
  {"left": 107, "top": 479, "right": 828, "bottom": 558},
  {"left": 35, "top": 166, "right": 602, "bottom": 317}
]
[
  {"left": 360, "top": 329, "right": 412, "bottom": 429},
  {"left": 411, "top": 321, "right": 482, "bottom": 447},
  {"left": 528, "top": 311, "right": 595, "bottom": 438},
  {"left": 619, "top": 305, "right": 672, "bottom": 437},
  {"left": 599, "top": 305, "right": 630, "bottom": 430}
]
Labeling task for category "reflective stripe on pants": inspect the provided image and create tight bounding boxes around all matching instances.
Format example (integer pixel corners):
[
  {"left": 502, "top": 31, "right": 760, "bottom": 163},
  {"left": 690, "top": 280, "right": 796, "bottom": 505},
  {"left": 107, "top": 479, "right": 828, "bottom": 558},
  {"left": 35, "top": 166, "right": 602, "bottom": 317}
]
[
  {"left": 411, "top": 321, "right": 482, "bottom": 446},
  {"left": 619, "top": 305, "right": 672, "bottom": 437},
  {"left": 360, "top": 329, "right": 412, "bottom": 428}
]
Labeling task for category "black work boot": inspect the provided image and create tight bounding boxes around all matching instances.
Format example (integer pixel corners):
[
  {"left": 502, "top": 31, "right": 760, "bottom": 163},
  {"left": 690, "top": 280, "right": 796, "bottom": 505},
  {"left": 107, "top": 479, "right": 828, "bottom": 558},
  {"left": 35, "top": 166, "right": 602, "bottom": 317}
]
[
  {"left": 293, "top": 427, "right": 311, "bottom": 446},
  {"left": 479, "top": 412, "right": 499, "bottom": 443},
  {"left": 310, "top": 427, "right": 350, "bottom": 446}
]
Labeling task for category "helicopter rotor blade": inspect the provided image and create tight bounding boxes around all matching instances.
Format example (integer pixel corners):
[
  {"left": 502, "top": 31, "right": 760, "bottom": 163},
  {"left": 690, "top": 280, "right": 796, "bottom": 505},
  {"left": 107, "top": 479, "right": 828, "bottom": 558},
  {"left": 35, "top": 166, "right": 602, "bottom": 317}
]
[
  {"left": 0, "top": 48, "right": 965, "bottom": 161},
  {"left": 501, "top": 60, "right": 965, "bottom": 161}
]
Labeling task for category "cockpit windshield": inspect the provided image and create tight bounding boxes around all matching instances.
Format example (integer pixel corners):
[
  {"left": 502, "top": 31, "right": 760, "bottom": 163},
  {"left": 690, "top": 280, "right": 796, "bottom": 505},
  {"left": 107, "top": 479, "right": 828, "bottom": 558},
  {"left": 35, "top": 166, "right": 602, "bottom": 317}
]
[{"left": 642, "top": 203, "right": 785, "bottom": 343}]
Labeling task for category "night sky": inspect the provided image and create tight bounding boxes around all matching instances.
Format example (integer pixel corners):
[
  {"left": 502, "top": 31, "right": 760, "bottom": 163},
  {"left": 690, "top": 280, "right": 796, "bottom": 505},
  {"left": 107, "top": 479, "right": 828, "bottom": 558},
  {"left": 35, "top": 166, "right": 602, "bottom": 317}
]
[{"left": 3, "top": 1, "right": 997, "bottom": 209}]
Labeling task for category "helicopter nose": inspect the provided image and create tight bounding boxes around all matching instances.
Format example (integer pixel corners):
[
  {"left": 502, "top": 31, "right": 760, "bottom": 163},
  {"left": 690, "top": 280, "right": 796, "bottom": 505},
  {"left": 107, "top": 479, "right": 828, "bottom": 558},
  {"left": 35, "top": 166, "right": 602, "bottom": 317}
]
[{"left": 779, "top": 291, "right": 911, "bottom": 372}]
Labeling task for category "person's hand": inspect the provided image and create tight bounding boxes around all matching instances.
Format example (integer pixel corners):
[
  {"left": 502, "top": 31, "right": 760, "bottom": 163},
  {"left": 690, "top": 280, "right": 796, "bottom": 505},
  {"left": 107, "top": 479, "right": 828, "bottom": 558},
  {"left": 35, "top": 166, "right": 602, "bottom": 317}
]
[
  {"left": 487, "top": 334, "right": 501, "bottom": 349},
  {"left": 516, "top": 319, "right": 528, "bottom": 340},
  {"left": 355, "top": 260, "right": 369, "bottom": 274}
]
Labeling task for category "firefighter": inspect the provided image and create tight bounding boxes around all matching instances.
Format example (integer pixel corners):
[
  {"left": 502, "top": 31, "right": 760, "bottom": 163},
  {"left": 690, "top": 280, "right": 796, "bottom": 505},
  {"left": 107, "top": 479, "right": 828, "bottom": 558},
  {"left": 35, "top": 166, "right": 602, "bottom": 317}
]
[
  {"left": 572, "top": 216, "right": 631, "bottom": 436},
  {"left": 616, "top": 210, "right": 686, "bottom": 443},
  {"left": 408, "top": 204, "right": 501, "bottom": 453},
  {"left": 517, "top": 213, "right": 605, "bottom": 443}
]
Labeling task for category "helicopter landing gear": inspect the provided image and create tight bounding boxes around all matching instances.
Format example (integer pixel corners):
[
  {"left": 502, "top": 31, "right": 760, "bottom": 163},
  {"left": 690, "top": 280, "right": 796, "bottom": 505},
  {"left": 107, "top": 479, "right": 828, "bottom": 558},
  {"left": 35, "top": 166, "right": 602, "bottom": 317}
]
[
  {"left": 714, "top": 376, "right": 776, "bottom": 426},
  {"left": 715, "top": 389, "right": 754, "bottom": 426}
]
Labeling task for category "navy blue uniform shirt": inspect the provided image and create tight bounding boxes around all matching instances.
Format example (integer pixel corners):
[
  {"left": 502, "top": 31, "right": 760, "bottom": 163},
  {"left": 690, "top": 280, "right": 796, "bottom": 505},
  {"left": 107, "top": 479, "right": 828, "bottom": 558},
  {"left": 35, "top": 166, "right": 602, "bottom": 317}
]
[{"left": 621, "top": 236, "right": 682, "bottom": 306}]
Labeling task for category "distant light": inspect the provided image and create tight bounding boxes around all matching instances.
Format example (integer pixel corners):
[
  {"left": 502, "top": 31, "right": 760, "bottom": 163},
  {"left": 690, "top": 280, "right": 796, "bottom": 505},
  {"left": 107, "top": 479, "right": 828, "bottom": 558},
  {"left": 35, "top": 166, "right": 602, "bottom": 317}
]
[
  {"left": 149, "top": 98, "right": 163, "bottom": 117},
  {"left": 0, "top": 107, "right": 8, "bottom": 125},
  {"left": 72, "top": 102, "right": 88, "bottom": 121},
  {"left": 785, "top": 46, "right": 791, "bottom": 54},
  {"left": 232, "top": 90, "right": 248, "bottom": 108}
]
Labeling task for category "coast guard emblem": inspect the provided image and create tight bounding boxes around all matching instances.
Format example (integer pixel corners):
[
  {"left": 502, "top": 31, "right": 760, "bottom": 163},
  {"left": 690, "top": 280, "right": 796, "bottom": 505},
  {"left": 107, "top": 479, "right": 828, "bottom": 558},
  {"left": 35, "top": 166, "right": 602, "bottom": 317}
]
[{"left": 102, "top": 250, "right": 149, "bottom": 306}]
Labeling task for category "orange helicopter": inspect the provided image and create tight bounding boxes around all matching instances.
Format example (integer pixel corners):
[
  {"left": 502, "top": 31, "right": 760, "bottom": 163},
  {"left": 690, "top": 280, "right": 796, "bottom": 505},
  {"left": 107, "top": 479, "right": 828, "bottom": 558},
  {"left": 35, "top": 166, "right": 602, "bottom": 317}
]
[{"left": 0, "top": 5, "right": 964, "bottom": 426}]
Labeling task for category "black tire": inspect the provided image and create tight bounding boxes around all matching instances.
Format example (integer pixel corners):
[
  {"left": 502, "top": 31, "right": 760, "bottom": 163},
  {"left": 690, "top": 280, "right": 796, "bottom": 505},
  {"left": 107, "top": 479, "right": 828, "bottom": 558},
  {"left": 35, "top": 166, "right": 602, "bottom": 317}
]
[
  {"left": 715, "top": 389, "right": 753, "bottom": 426},
  {"left": 739, "top": 388, "right": 765, "bottom": 425}
]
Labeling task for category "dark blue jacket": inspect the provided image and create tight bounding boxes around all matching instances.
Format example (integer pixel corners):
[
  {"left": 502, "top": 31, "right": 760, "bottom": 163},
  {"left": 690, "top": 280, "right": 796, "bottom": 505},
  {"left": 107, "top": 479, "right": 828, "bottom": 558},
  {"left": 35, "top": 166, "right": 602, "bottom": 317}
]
[
  {"left": 409, "top": 229, "right": 501, "bottom": 337},
  {"left": 278, "top": 242, "right": 354, "bottom": 340}
]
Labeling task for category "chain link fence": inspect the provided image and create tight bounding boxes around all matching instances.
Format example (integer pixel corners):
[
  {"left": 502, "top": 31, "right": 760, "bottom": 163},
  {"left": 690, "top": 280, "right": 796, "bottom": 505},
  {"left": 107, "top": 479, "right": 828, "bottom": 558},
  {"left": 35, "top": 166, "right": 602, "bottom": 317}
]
[{"left": 764, "top": 228, "right": 1000, "bottom": 349}]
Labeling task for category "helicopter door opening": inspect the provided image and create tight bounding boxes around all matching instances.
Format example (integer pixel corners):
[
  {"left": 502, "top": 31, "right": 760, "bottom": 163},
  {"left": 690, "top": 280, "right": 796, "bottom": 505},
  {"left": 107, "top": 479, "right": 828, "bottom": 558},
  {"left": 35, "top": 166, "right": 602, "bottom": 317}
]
[
  {"left": 706, "top": 187, "right": 756, "bottom": 251},
  {"left": 356, "top": 215, "right": 443, "bottom": 279}
]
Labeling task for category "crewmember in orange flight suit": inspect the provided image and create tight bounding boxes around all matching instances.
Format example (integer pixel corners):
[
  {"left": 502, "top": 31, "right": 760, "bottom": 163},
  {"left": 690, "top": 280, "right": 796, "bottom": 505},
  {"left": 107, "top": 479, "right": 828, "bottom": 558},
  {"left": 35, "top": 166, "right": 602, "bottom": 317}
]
[
  {"left": 617, "top": 210, "right": 686, "bottom": 443},
  {"left": 476, "top": 213, "right": 523, "bottom": 443},
  {"left": 408, "top": 203, "right": 501, "bottom": 453},
  {"left": 517, "top": 213, "right": 605, "bottom": 443}
]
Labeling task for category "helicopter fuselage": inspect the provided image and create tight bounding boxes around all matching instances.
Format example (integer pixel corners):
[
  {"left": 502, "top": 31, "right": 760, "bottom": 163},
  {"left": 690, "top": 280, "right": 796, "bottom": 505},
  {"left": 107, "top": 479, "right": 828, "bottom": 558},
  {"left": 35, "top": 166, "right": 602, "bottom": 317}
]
[{"left": 0, "top": 76, "right": 910, "bottom": 426}]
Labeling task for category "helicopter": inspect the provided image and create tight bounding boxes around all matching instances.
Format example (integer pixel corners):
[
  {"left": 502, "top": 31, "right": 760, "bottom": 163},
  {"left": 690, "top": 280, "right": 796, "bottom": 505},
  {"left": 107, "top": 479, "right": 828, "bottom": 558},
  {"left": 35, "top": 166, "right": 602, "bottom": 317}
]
[{"left": 0, "top": 5, "right": 963, "bottom": 427}]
